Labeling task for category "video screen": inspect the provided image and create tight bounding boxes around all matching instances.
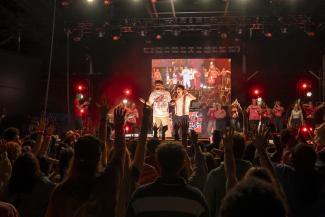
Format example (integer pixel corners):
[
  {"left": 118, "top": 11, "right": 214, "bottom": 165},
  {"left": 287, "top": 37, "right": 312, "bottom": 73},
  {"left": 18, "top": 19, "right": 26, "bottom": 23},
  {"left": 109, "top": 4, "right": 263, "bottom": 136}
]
[{"left": 151, "top": 58, "right": 232, "bottom": 106}]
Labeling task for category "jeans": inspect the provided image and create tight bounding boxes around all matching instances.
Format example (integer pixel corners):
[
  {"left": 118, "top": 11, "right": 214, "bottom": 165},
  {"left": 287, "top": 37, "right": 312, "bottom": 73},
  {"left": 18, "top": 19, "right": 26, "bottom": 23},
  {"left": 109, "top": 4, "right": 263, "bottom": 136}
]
[
  {"left": 230, "top": 118, "right": 241, "bottom": 131},
  {"left": 273, "top": 116, "right": 283, "bottom": 133}
]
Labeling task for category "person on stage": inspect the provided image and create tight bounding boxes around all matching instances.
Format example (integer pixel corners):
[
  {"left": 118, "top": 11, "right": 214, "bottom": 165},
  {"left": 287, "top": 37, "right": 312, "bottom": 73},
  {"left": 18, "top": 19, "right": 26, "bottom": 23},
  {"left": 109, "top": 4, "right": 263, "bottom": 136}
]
[
  {"left": 302, "top": 101, "right": 325, "bottom": 128},
  {"left": 246, "top": 98, "right": 262, "bottom": 132},
  {"left": 230, "top": 99, "right": 242, "bottom": 131},
  {"left": 125, "top": 102, "right": 139, "bottom": 133},
  {"left": 148, "top": 80, "right": 172, "bottom": 136},
  {"left": 172, "top": 84, "right": 196, "bottom": 136},
  {"left": 273, "top": 100, "right": 285, "bottom": 133},
  {"left": 288, "top": 103, "right": 304, "bottom": 129},
  {"left": 215, "top": 103, "right": 226, "bottom": 131},
  {"left": 181, "top": 66, "right": 192, "bottom": 89}
]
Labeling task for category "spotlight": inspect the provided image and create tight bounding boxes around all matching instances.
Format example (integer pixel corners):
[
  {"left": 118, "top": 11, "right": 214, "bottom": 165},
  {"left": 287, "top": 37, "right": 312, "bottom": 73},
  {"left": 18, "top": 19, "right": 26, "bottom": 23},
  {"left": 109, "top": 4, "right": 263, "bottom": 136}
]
[
  {"left": 253, "top": 89, "right": 260, "bottom": 95},
  {"left": 125, "top": 126, "right": 130, "bottom": 133},
  {"left": 112, "top": 35, "right": 120, "bottom": 41},
  {"left": 103, "top": 0, "right": 110, "bottom": 5},
  {"left": 280, "top": 27, "right": 288, "bottom": 34},
  {"left": 79, "top": 94, "right": 84, "bottom": 99},
  {"left": 125, "top": 89, "right": 131, "bottom": 95},
  {"left": 306, "top": 91, "right": 312, "bottom": 97},
  {"left": 264, "top": 32, "right": 272, "bottom": 38},
  {"left": 155, "top": 33, "right": 162, "bottom": 40},
  {"left": 98, "top": 31, "right": 104, "bottom": 38},
  {"left": 122, "top": 99, "right": 128, "bottom": 104},
  {"left": 140, "top": 30, "right": 146, "bottom": 37},
  {"left": 87, "top": 0, "right": 94, "bottom": 2},
  {"left": 80, "top": 108, "right": 85, "bottom": 114},
  {"left": 220, "top": 32, "right": 228, "bottom": 39},
  {"left": 77, "top": 85, "right": 84, "bottom": 91},
  {"left": 301, "top": 83, "right": 308, "bottom": 89}
]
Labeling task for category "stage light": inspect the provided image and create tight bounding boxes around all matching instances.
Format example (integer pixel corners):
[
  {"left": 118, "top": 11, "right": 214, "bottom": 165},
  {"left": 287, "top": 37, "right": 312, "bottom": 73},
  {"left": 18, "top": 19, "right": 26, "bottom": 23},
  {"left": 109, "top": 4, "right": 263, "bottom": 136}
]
[
  {"left": 125, "top": 89, "right": 131, "bottom": 95},
  {"left": 264, "top": 32, "right": 272, "bottom": 38},
  {"left": 125, "top": 126, "right": 130, "bottom": 133},
  {"left": 301, "top": 83, "right": 308, "bottom": 89},
  {"left": 103, "top": 0, "right": 110, "bottom": 5},
  {"left": 253, "top": 89, "right": 260, "bottom": 95},
  {"left": 155, "top": 34, "right": 162, "bottom": 40},
  {"left": 79, "top": 94, "right": 84, "bottom": 99},
  {"left": 77, "top": 85, "right": 84, "bottom": 91},
  {"left": 306, "top": 31, "right": 316, "bottom": 37},
  {"left": 220, "top": 32, "right": 228, "bottom": 39},
  {"left": 302, "top": 127, "right": 308, "bottom": 133},
  {"left": 306, "top": 91, "right": 312, "bottom": 97},
  {"left": 80, "top": 108, "right": 85, "bottom": 114},
  {"left": 61, "top": 0, "right": 69, "bottom": 7},
  {"left": 87, "top": 0, "right": 94, "bottom": 2},
  {"left": 98, "top": 31, "right": 104, "bottom": 38},
  {"left": 280, "top": 27, "right": 288, "bottom": 34},
  {"left": 112, "top": 35, "right": 120, "bottom": 41},
  {"left": 123, "top": 99, "right": 128, "bottom": 104}
]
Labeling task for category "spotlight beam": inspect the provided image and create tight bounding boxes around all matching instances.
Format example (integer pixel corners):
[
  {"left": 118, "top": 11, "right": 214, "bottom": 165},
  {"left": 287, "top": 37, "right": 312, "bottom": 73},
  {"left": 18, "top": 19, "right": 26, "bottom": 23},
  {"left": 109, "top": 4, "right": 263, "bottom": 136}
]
[{"left": 224, "top": 0, "right": 230, "bottom": 17}]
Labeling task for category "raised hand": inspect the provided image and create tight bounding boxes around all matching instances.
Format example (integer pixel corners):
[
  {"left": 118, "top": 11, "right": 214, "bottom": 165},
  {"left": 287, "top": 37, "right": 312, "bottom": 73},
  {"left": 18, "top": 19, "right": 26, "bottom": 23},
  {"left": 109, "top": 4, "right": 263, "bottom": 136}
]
[
  {"left": 142, "top": 100, "right": 151, "bottom": 122},
  {"left": 38, "top": 117, "right": 46, "bottom": 132},
  {"left": 114, "top": 107, "right": 126, "bottom": 130},
  {"left": 254, "top": 125, "right": 269, "bottom": 149},
  {"left": 46, "top": 123, "right": 56, "bottom": 136},
  {"left": 99, "top": 97, "right": 109, "bottom": 119},
  {"left": 223, "top": 128, "right": 235, "bottom": 150}
]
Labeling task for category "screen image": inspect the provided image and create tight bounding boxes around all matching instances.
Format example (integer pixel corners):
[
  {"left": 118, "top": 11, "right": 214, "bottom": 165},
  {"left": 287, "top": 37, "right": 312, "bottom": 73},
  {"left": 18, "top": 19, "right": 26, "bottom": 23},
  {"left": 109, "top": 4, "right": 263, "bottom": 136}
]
[{"left": 152, "top": 58, "right": 232, "bottom": 106}]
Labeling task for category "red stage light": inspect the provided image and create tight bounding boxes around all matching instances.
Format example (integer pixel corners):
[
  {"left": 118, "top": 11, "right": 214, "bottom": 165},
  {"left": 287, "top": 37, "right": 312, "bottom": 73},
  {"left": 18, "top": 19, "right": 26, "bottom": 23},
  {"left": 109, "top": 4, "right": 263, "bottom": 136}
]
[
  {"left": 253, "top": 89, "right": 260, "bottom": 95},
  {"left": 264, "top": 32, "right": 272, "bottom": 38},
  {"left": 309, "top": 127, "right": 313, "bottom": 132},
  {"left": 77, "top": 85, "right": 84, "bottom": 91},
  {"left": 301, "top": 83, "right": 308, "bottom": 89},
  {"left": 112, "top": 35, "right": 120, "bottom": 41},
  {"left": 125, "top": 89, "right": 130, "bottom": 95},
  {"left": 80, "top": 108, "right": 85, "bottom": 114},
  {"left": 125, "top": 126, "right": 130, "bottom": 132},
  {"left": 103, "top": 0, "right": 110, "bottom": 6},
  {"left": 302, "top": 127, "right": 308, "bottom": 133},
  {"left": 156, "top": 34, "right": 162, "bottom": 40}
]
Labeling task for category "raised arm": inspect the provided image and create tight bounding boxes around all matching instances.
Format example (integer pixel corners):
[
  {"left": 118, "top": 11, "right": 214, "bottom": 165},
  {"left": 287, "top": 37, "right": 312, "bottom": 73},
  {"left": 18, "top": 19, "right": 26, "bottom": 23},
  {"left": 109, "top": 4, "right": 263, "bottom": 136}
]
[
  {"left": 99, "top": 98, "right": 109, "bottom": 167},
  {"left": 133, "top": 103, "right": 151, "bottom": 171},
  {"left": 223, "top": 129, "right": 238, "bottom": 192},
  {"left": 254, "top": 126, "right": 286, "bottom": 200}
]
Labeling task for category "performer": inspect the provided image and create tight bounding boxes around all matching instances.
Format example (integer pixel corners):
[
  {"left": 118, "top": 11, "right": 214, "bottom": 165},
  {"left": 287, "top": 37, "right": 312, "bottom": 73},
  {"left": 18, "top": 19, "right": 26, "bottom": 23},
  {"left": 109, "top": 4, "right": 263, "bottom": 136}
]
[
  {"left": 302, "top": 101, "right": 325, "bottom": 127},
  {"left": 148, "top": 80, "right": 172, "bottom": 136},
  {"left": 73, "top": 94, "right": 89, "bottom": 130},
  {"left": 207, "top": 103, "right": 217, "bottom": 136},
  {"left": 181, "top": 66, "right": 192, "bottom": 89},
  {"left": 125, "top": 102, "right": 139, "bottom": 133},
  {"left": 215, "top": 103, "right": 227, "bottom": 131},
  {"left": 230, "top": 99, "right": 242, "bottom": 131},
  {"left": 246, "top": 98, "right": 262, "bottom": 132},
  {"left": 261, "top": 102, "right": 272, "bottom": 127},
  {"left": 288, "top": 103, "right": 304, "bottom": 128},
  {"left": 273, "top": 100, "right": 284, "bottom": 133},
  {"left": 172, "top": 84, "right": 196, "bottom": 135}
]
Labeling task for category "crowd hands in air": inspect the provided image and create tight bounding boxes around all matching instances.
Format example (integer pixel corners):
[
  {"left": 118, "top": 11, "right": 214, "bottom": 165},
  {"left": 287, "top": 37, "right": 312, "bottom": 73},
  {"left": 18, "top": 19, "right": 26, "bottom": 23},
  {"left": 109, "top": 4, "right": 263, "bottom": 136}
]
[{"left": 1, "top": 97, "right": 325, "bottom": 217}]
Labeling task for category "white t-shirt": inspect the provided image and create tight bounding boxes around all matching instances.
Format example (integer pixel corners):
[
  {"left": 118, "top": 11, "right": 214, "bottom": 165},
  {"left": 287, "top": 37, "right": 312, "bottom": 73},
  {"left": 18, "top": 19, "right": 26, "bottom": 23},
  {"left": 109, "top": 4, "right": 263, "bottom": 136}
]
[
  {"left": 149, "top": 90, "right": 171, "bottom": 117},
  {"left": 175, "top": 94, "right": 194, "bottom": 116}
]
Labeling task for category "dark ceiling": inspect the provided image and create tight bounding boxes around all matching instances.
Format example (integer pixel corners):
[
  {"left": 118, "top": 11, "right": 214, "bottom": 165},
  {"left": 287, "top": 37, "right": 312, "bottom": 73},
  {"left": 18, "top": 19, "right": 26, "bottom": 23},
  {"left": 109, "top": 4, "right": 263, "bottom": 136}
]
[{"left": 1, "top": 0, "right": 325, "bottom": 51}]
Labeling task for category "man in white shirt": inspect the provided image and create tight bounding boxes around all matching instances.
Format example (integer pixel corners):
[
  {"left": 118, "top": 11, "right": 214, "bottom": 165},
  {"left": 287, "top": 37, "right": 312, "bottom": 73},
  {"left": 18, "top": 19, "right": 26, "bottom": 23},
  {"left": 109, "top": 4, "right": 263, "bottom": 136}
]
[
  {"left": 181, "top": 66, "right": 192, "bottom": 89},
  {"left": 149, "top": 80, "right": 172, "bottom": 135},
  {"left": 172, "top": 84, "right": 196, "bottom": 136}
]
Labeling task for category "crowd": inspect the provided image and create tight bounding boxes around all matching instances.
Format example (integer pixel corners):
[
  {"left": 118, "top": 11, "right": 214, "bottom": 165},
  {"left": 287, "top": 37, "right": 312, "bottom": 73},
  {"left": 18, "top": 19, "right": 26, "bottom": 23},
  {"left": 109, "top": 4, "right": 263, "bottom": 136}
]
[{"left": 0, "top": 99, "right": 325, "bottom": 217}]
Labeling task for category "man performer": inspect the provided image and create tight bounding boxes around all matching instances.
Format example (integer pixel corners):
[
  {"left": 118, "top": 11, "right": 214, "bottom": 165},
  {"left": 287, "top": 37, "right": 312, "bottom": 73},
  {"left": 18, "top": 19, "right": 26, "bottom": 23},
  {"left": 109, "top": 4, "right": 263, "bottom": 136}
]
[
  {"left": 149, "top": 80, "right": 172, "bottom": 137},
  {"left": 172, "top": 84, "right": 196, "bottom": 136}
]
